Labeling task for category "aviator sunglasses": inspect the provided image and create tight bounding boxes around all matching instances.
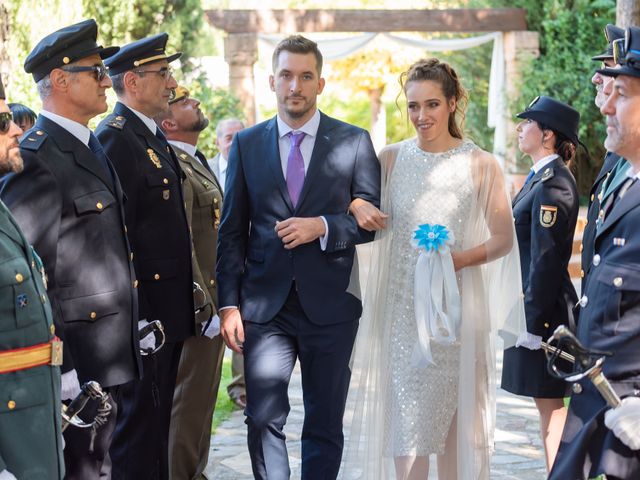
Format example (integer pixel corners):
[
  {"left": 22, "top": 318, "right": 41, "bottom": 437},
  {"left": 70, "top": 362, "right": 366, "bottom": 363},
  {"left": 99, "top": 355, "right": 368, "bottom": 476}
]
[{"left": 0, "top": 112, "right": 13, "bottom": 134}]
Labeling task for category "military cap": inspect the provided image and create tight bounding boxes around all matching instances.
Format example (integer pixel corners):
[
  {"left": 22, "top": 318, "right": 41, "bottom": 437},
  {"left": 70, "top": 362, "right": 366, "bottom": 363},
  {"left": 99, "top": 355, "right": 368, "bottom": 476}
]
[
  {"left": 105, "top": 33, "right": 181, "bottom": 76},
  {"left": 169, "top": 85, "right": 189, "bottom": 105},
  {"left": 0, "top": 74, "right": 5, "bottom": 100},
  {"left": 24, "top": 19, "right": 118, "bottom": 82},
  {"left": 592, "top": 24, "right": 624, "bottom": 61},
  {"left": 598, "top": 26, "right": 640, "bottom": 79},
  {"left": 517, "top": 95, "right": 580, "bottom": 145}
]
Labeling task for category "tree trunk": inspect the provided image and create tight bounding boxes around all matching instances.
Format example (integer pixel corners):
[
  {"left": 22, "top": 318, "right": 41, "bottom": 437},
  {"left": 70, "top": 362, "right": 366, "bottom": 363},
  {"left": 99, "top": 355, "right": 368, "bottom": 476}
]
[
  {"left": 617, "top": 0, "right": 640, "bottom": 28},
  {"left": 0, "top": 0, "right": 10, "bottom": 87},
  {"left": 368, "top": 87, "right": 386, "bottom": 153}
]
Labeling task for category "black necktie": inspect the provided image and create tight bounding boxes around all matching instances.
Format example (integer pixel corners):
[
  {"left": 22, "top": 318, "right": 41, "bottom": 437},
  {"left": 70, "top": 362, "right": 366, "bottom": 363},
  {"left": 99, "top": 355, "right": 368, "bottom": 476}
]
[
  {"left": 88, "top": 133, "right": 114, "bottom": 189},
  {"left": 195, "top": 150, "right": 213, "bottom": 175}
]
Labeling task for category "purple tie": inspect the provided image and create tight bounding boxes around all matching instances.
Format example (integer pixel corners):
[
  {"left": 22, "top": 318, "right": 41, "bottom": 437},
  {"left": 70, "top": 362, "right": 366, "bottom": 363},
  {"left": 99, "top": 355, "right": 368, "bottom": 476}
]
[{"left": 286, "top": 131, "right": 306, "bottom": 207}]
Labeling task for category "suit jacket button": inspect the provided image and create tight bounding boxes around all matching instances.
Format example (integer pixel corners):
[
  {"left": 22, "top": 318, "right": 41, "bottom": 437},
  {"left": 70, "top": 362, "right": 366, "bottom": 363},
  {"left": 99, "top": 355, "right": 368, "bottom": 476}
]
[
  {"left": 544, "top": 322, "right": 550, "bottom": 328},
  {"left": 572, "top": 383, "right": 583, "bottom": 394},
  {"left": 96, "top": 202, "right": 104, "bottom": 210},
  {"left": 592, "top": 254, "right": 601, "bottom": 266},
  {"left": 579, "top": 295, "right": 588, "bottom": 308},
  {"left": 613, "top": 277, "right": 623, "bottom": 287},
  {"left": 133, "top": 280, "right": 139, "bottom": 288},
  {"left": 154, "top": 274, "right": 160, "bottom": 280},
  {"left": 7, "top": 400, "right": 16, "bottom": 410},
  {"left": 15, "top": 273, "right": 23, "bottom": 283},
  {"left": 90, "top": 311, "right": 97, "bottom": 319},
  {"left": 209, "top": 279, "right": 215, "bottom": 286}
]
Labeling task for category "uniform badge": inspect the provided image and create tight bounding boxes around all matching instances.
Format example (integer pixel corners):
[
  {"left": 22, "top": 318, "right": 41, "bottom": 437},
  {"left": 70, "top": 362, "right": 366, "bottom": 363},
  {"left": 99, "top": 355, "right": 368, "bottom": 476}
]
[
  {"left": 16, "top": 294, "right": 28, "bottom": 308},
  {"left": 539, "top": 205, "right": 558, "bottom": 228},
  {"left": 162, "top": 189, "right": 170, "bottom": 200},
  {"left": 613, "top": 237, "right": 626, "bottom": 246},
  {"left": 179, "top": 153, "right": 187, "bottom": 160},
  {"left": 147, "top": 149, "right": 162, "bottom": 169}
]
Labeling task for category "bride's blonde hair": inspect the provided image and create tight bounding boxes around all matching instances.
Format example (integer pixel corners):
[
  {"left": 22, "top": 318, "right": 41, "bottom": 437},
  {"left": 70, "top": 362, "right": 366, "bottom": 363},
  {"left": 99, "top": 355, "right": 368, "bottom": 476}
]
[{"left": 399, "top": 58, "right": 468, "bottom": 140}]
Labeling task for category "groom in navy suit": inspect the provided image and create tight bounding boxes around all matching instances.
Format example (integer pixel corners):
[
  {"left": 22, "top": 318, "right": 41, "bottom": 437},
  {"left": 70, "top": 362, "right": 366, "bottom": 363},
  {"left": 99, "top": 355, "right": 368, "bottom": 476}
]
[{"left": 217, "top": 35, "right": 380, "bottom": 479}]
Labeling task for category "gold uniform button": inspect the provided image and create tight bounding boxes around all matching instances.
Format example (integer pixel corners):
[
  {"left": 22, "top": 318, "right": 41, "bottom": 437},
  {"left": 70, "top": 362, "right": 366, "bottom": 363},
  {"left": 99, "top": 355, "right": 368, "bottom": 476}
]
[
  {"left": 15, "top": 273, "right": 23, "bottom": 283},
  {"left": 154, "top": 274, "right": 160, "bottom": 280},
  {"left": 7, "top": 400, "right": 16, "bottom": 410},
  {"left": 544, "top": 322, "right": 550, "bottom": 328},
  {"left": 50, "top": 324, "right": 55, "bottom": 334},
  {"left": 590, "top": 193, "right": 594, "bottom": 201},
  {"left": 613, "top": 277, "right": 623, "bottom": 287},
  {"left": 96, "top": 202, "right": 104, "bottom": 210},
  {"left": 209, "top": 279, "right": 215, "bottom": 286},
  {"left": 163, "top": 178, "right": 169, "bottom": 185},
  {"left": 579, "top": 243, "right": 583, "bottom": 253},
  {"left": 36, "top": 130, "right": 44, "bottom": 136},
  {"left": 580, "top": 270, "right": 585, "bottom": 278},
  {"left": 90, "top": 311, "right": 97, "bottom": 319},
  {"left": 133, "top": 280, "right": 139, "bottom": 288},
  {"left": 130, "top": 252, "right": 134, "bottom": 261}
]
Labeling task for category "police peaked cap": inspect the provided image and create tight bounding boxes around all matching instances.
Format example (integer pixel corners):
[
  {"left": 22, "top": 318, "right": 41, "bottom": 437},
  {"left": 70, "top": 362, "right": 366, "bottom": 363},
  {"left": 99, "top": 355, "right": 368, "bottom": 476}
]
[
  {"left": 169, "top": 85, "right": 189, "bottom": 105},
  {"left": 598, "top": 26, "right": 640, "bottom": 79},
  {"left": 105, "top": 33, "right": 181, "bottom": 76},
  {"left": 24, "top": 19, "right": 119, "bottom": 82},
  {"left": 516, "top": 95, "right": 580, "bottom": 145},
  {"left": 0, "top": 74, "right": 5, "bottom": 100},
  {"left": 592, "top": 24, "right": 625, "bottom": 61}
]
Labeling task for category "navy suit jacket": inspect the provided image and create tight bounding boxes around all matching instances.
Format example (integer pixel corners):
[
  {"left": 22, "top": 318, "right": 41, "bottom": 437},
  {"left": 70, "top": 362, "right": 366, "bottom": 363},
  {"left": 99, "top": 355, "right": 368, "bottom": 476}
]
[{"left": 217, "top": 112, "right": 380, "bottom": 326}]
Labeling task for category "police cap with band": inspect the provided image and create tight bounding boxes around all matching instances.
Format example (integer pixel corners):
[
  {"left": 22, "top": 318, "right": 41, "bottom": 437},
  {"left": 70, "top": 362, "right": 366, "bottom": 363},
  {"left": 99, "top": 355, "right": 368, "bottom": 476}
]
[
  {"left": 598, "top": 26, "right": 640, "bottom": 79},
  {"left": 105, "top": 33, "right": 181, "bottom": 76},
  {"left": 592, "top": 24, "right": 625, "bottom": 62},
  {"left": 24, "top": 19, "right": 119, "bottom": 82},
  {"left": 516, "top": 95, "right": 580, "bottom": 145},
  {"left": 0, "top": 74, "right": 5, "bottom": 100}
]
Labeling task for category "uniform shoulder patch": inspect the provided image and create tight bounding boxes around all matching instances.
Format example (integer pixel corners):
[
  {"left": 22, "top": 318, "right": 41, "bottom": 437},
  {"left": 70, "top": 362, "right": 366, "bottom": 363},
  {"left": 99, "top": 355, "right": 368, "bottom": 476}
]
[
  {"left": 19, "top": 129, "right": 48, "bottom": 151},
  {"left": 541, "top": 167, "right": 555, "bottom": 182},
  {"left": 540, "top": 204, "right": 558, "bottom": 228},
  {"left": 105, "top": 114, "right": 127, "bottom": 130}
]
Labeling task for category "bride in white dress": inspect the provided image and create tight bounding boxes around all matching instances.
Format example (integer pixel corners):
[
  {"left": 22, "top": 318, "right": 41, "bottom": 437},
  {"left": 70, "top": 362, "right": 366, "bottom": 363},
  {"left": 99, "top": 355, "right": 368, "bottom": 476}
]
[{"left": 342, "top": 59, "right": 527, "bottom": 479}]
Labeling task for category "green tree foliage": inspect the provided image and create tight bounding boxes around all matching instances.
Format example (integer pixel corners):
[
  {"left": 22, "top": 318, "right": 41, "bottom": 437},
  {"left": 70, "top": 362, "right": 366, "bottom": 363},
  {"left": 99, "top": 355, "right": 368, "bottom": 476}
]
[{"left": 478, "top": 0, "right": 616, "bottom": 194}]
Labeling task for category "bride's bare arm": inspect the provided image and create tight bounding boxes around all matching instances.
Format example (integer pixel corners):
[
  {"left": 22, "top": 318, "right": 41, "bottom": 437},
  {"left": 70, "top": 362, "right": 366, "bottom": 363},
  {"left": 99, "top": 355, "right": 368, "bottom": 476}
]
[
  {"left": 349, "top": 198, "right": 388, "bottom": 231},
  {"left": 452, "top": 151, "right": 514, "bottom": 271}
]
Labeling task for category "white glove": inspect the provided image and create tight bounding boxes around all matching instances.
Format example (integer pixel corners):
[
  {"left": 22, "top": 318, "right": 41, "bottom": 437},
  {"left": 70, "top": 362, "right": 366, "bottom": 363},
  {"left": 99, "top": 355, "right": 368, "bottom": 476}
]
[
  {"left": 201, "top": 314, "right": 221, "bottom": 339},
  {"left": 138, "top": 319, "right": 156, "bottom": 351},
  {"left": 0, "top": 470, "right": 17, "bottom": 480},
  {"left": 61, "top": 368, "right": 81, "bottom": 401},
  {"left": 515, "top": 331, "right": 543, "bottom": 350},
  {"left": 605, "top": 396, "right": 640, "bottom": 450}
]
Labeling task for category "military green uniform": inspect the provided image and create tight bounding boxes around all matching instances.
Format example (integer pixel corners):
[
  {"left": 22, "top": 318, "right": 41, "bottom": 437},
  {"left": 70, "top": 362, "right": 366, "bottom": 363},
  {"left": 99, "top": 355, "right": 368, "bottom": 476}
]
[
  {"left": 0, "top": 200, "right": 64, "bottom": 479},
  {"left": 169, "top": 144, "right": 225, "bottom": 480}
]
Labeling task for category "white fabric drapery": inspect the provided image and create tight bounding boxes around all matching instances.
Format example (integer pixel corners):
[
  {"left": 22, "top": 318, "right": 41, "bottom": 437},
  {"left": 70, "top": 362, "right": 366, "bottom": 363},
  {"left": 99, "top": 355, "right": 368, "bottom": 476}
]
[{"left": 258, "top": 32, "right": 506, "bottom": 165}]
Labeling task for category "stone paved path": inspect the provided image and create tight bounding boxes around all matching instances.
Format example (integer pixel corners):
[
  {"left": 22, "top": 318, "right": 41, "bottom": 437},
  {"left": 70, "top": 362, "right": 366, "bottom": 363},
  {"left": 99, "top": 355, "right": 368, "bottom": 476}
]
[{"left": 205, "top": 351, "right": 547, "bottom": 479}]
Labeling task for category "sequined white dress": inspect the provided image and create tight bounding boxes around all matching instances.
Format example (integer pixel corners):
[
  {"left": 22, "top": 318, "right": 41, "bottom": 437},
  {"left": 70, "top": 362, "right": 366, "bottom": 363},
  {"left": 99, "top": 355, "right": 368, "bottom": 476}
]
[{"left": 384, "top": 138, "right": 475, "bottom": 455}]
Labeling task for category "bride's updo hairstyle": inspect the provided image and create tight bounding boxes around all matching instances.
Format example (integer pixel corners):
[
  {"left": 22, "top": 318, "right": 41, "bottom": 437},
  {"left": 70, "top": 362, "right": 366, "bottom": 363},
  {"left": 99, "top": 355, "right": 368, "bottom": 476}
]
[{"left": 399, "top": 58, "right": 468, "bottom": 140}]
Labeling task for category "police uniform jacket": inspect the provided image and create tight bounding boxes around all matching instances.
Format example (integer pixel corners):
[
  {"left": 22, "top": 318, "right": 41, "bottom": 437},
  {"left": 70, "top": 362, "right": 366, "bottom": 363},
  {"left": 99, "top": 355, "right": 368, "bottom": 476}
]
[
  {"left": 0, "top": 200, "right": 64, "bottom": 479},
  {"left": 172, "top": 144, "right": 222, "bottom": 324},
  {"left": 96, "top": 102, "right": 194, "bottom": 342},
  {"left": 501, "top": 157, "right": 578, "bottom": 397},
  {"left": 550, "top": 176, "right": 640, "bottom": 480},
  {"left": 581, "top": 151, "right": 621, "bottom": 293},
  {"left": 0, "top": 116, "right": 140, "bottom": 388}
]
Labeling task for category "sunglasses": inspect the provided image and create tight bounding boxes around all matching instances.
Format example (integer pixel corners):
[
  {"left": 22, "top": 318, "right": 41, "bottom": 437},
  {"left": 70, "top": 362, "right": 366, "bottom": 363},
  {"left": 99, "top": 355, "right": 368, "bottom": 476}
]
[
  {"left": 61, "top": 64, "right": 110, "bottom": 82},
  {"left": 133, "top": 66, "right": 174, "bottom": 80},
  {"left": 0, "top": 112, "right": 13, "bottom": 134}
]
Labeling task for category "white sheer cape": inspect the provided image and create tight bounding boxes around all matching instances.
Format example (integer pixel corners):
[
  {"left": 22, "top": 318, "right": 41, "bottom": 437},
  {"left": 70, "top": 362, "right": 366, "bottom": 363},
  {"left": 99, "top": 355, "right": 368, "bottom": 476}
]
[{"left": 342, "top": 141, "right": 526, "bottom": 479}]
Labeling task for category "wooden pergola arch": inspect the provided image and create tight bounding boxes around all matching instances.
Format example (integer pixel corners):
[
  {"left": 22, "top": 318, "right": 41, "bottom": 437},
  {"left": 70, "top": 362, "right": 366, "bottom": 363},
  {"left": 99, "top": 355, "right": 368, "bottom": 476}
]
[{"left": 205, "top": 8, "right": 540, "bottom": 169}]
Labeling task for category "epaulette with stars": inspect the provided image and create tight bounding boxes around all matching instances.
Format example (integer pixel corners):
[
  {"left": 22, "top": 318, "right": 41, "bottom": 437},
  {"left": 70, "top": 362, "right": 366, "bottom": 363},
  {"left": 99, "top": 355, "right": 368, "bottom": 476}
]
[
  {"left": 541, "top": 167, "right": 555, "bottom": 182},
  {"left": 20, "top": 129, "right": 48, "bottom": 151},
  {"left": 105, "top": 114, "right": 127, "bottom": 130}
]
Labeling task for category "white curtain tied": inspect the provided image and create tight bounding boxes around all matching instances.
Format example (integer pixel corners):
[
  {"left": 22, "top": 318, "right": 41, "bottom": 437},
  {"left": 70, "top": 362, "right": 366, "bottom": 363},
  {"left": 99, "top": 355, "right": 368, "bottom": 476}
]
[{"left": 411, "top": 224, "right": 461, "bottom": 367}]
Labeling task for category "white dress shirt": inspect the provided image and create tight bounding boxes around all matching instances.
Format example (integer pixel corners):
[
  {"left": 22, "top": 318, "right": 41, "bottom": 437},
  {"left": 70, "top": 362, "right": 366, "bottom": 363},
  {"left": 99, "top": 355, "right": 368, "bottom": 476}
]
[
  {"left": 168, "top": 140, "right": 197, "bottom": 159},
  {"left": 125, "top": 105, "right": 158, "bottom": 135},
  {"left": 40, "top": 110, "right": 91, "bottom": 147},
  {"left": 531, "top": 153, "right": 559, "bottom": 174}
]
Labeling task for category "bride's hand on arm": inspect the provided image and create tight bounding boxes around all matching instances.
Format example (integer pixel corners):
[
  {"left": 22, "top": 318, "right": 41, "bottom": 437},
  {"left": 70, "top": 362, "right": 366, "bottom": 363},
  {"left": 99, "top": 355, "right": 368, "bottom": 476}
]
[{"left": 349, "top": 198, "right": 388, "bottom": 231}]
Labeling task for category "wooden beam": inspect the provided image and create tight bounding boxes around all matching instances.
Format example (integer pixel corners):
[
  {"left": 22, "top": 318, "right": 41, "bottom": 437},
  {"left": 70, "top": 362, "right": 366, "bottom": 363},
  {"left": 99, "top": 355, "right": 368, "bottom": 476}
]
[{"left": 205, "top": 9, "right": 527, "bottom": 34}]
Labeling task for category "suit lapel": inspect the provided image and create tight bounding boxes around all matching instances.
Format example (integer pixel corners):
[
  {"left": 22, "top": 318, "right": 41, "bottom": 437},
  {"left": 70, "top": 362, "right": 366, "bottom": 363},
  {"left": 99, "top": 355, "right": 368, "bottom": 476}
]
[
  {"left": 512, "top": 175, "right": 541, "bottom": 207},
  {"left": 38, "top": 116, "right": 115, "bottom": 193},
  {"left": 264, "top": 118, "right": 294, "bottom": 212},
  {"left": 597, "top": 179, "right": 640, "bottom": 238}
]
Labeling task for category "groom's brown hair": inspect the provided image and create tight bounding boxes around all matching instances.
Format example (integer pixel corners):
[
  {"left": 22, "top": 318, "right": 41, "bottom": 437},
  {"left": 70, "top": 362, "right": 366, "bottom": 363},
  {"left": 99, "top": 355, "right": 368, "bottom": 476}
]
[{"left": 272, "top": 35, "right": 323, "bottom": 76}]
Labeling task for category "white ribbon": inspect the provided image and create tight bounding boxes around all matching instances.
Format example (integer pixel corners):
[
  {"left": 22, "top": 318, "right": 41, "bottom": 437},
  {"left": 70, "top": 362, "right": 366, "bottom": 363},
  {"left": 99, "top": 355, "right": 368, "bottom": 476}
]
[{"left": 412, "top": 249, "right": 461, "bottom": 367}]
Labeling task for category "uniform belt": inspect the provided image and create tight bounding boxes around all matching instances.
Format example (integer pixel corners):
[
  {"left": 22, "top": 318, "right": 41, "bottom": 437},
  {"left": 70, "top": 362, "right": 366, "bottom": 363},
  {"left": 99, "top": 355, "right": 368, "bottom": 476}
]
[{"left": 0, "top": 337, "right": 63, "bottom": 374}]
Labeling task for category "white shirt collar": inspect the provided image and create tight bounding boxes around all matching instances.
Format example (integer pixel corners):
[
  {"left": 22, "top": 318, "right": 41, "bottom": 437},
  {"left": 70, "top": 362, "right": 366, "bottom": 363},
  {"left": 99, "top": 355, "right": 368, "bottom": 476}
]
[
  {"left": 531, "top": 153, "right": 559, "bottom": 174},
  {"left": 40, "top": 110, "right": 91, "bottom": 146},
  {"left": 276, "top": 109, "right": 321, "bottom": 139},
  {"left": 168, "top": 140, "right": 197, "bottom": 159},
  {"left": 124, "top": 105, "right": 158, "bottom": 135}
]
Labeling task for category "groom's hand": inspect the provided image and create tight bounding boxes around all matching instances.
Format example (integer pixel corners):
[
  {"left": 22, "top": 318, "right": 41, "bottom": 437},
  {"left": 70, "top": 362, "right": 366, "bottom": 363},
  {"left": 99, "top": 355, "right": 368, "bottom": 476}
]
[
  {"left": 276, "top": 217, "right": 326, "bottom": 249},
  {"left": 220, "top": 307, "right": 245, "bottom": 354}
]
